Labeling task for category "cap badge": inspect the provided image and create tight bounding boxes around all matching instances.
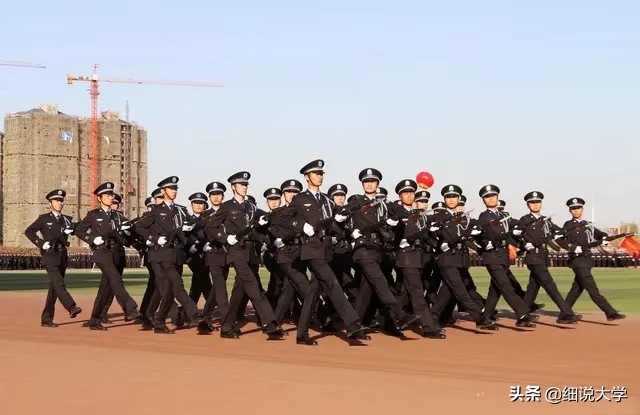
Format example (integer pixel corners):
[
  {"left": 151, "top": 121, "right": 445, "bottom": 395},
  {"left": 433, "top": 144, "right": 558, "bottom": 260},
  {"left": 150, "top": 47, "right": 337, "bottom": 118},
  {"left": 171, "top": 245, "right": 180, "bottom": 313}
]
[
  {"left": 172, "top": 177, "right": 177, "bottom": 183},
  {"left": 58, "top": 190, "right": 62, "bottom": 195},
  {"left": 533, "top": 192, "right": 538, "bottom": 197},
  {"left": 367, "top": 169, "right": 372, "bottom": 175},
  {"left": 449, "top": 185, "right": 453, "bottom": 191},
  {"left": 271, "top": 189, "right": 276, "bottom": 194},
  {"left": 405, "top": 180, "right": 409, "bottom": 185},
  {"left": 573, "top": 198, "right": 577, "bottom": 204},
  {"left": 318, "top": 161, "right": 323, "bottom": 167},
  {"left": 243, "top": 173, "right": 248, "bottom": 179},
  {"left": 485, "top": 185, "right": 491, "bottom": 191},
  {"left": 337, "top": 184, "right": 342, "bottom": 189},
  {"left": 107, "top": 183, "right": 112, "bottom": 188}
]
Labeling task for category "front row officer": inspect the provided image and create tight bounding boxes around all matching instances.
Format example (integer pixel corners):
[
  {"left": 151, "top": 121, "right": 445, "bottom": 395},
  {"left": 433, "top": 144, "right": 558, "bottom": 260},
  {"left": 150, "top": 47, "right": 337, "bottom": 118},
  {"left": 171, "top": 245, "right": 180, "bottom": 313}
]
[{"left": 25, "top": 189, "right": 82, "bottom": 327}]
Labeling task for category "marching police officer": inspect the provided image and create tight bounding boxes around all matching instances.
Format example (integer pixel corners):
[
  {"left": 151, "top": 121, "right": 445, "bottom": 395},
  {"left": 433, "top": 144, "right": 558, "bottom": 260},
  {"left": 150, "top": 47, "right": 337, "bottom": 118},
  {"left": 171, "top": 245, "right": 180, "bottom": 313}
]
[
  {"left": 134, "top": 176, "right": 202, "bottom": 333},
  {"left": 518, "top": 191, "right": 580, "bottom": 324},
  {"left": 475, "top": 185, "right": 536, "bottom": 328},
  {"left": 561, "top": 198, "right": 626, "bottom": 321},
  {"left": 75, "top": 182, "right": 140, "bottom": 330},
  {"left": 186, "top": 192, "right": 212, "bottom": 305},
  {"left": 25, "top": 189, "right": 82, "bottom": 327},
  {"left": 203, "top": 171, "right": 284, "bottom": 339},
  {"left": 327, "top": 183, "right": 357, "bottom": 302},
  {"left": 262, "top": 187, "right": 286, "bottom": 308},
  {"left": 287, "top": 159, "right": 368, "bottom": 343}
]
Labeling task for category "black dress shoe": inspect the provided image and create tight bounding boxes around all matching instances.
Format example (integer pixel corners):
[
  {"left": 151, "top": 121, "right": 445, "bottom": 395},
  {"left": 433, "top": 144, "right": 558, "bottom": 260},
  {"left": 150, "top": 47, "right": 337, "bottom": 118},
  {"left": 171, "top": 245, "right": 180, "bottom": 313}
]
[
  {"left": 529, "top": 303, "right": 545, "bottom": 313},
  {"left": 220, "top": 330, "right": 240, "bottom": 339},
  {"left": 100, "top": 318, "right": 114, "bottom": 324},
  {"left": 124, "top": 311, "right": 142, "bottom": 322},
  {"left": 348, "top": 330, "right": 371, "bottom": 340},
  {"left": 69, "top": 306, "right": 82, "bottom": 319},
  {"left": 140, "top": 317, "right": 154, "bottom": 331},
  {"left": 262, "top": 322, "right": 285, "bottom": 337},
  {"left": 399, "top": 314, "right": 420, "bottom": 330},
  {"left": 153, "top": 325, "right": 175, "bottom": 334},
  {"left": 556, "top": 314, "right": 579, "bottom": 324},
  {"left": 607, "top": 312, "right": 626, "bottom": 321},
  {"left": 528, "top": 313, "right": 540, "bottom": 322},
  {"left": 421, "top": 329, "right": 446, "bottom": 339},
  {"left": 477, "top": 320, "right": 498, "bottom": 330},
  {"left": 197, "top": 320, "right": 215, "bottom": 334},
  {"left": 89, "top": 323, "right": 108, "bottom": 331},
  {"left": 515, "top": 316, "right": 536, "bottom": 328},
  {"left": 173, "top": 312, "right": 185, "bottom": 327},
  {"left": 346, "top": 322, "right": 368, "bottom": 338},
  {"left": 41, "top": 321, "right": 58, "bottom": 328},
  {"left": 296, "top": 334, "right": 318, "bottom": 346}
]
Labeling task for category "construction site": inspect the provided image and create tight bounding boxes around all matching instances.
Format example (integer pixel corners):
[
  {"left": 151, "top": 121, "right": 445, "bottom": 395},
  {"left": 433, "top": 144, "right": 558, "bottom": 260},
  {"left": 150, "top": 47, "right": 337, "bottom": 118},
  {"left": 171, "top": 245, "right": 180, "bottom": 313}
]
[{"left": 0, "top": 105, "right": 148, "bottom": 248}]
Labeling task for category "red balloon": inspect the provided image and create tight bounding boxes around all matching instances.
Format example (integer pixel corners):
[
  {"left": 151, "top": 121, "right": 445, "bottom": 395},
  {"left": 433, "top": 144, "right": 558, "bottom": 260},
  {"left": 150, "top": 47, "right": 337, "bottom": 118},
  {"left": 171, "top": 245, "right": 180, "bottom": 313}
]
[{"left": 416, "top": 171, "right": 434, "bottom": 189}]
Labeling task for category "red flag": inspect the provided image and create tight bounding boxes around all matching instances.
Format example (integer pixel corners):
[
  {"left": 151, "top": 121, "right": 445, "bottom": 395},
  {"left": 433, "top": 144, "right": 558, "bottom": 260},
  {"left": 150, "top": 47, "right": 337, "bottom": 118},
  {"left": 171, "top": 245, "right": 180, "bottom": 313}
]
[{"left": 619, "top": 236, "right": 640, "bottom": 255}]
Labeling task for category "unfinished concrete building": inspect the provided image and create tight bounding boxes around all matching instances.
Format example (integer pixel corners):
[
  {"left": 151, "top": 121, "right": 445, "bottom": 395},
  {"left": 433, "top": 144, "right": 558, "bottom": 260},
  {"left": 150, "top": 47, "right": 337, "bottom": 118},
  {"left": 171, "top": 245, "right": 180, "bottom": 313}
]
[{"left": 1, "top": 104, "right": 148, "bottom": 247}]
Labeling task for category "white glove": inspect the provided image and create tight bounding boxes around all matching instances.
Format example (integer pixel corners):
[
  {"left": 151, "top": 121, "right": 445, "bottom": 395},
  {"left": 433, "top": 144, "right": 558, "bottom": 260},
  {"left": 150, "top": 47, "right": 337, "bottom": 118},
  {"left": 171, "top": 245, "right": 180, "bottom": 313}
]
[
  {"left": 386, "top": 218, "right": 399, "bottom": 227},
  {"left": 524, "top": 242, "right": 535, "bottom": 251},
  {"left": 471, "top": 228, "right": 482, "bottom": 236},
  {"left": 42, "top": 242, "right": 51, "bottom": 250},
  {"left": 189, "top": 245, "right": 198, "bottom": 254},
  {"left": 93, "top": 236, "right": 104, "bottom": 246},
  {"left": 429, "top": 225, "right": 440, "bottom": 232},
  {"left": 399, "top": 239, "right": 410, "bottom": 249},
  {"left": 63, "top": 228, "right": 74, "bottom": 235},
  {"left": 274, "top": 238, "right": 285, "bottom": 248},
  {"left": 331, "top": 236, "right": 338, "bottom": 245},
  {"left": 146, "top": 240, "right": 155, "bottom": 247},
  {"left": 120, "top": 223, "right": 132, "bottom": 231},
  {"left": 512, "top": 229, "right": 523, "bottom": 236},
  {"left": 260, "top": 243, "right": 268, "bottom": 253},
  {"left": 553, "top": 233, "right": 564, "bottom": 240},
  {"left": 227, "top": 234, "right": 238, "bottom": 245},
  {"left": 574, "top": 246, "right": 583, "bottom": 254},
  {"left": 258, "top": 215, "right": 269, "bottom": 226},
  {"left": 303, "top": 223, "right": 315, "bottom": 237},
  {"left": 486, "top": 241, "right": 494, "bottom": 250},
  {"left": 601, "top": 238, "right": 610, "bottom": 246},
  {"left": 203, "top": 242, "right": 212, "bottom": 252},
  {"left": 334, "top": 213, "right": 348, "bottom": 223},
  {"left": 157, "top": 236, "right": 167, "bottom": 246},
  {"left": 440, "top": 242, "right": 450, "bottom": 252},
  {"left": 351, "top": 229, "right": 363, "bottom": 239},
  {"left": 182, "top": 224, "right": 194, "bottom": 232}
]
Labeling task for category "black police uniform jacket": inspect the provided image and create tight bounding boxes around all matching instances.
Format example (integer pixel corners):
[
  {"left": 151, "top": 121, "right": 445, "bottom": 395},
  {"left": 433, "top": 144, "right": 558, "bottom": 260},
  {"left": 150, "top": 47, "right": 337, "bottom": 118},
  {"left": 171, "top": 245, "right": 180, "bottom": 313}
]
[
  {"left": 76, "top": 208, "right": 129, "bottom": 265},
  {"left": 200, "top": 207, "right": 226, "bottom": 267},
  {"left": 203, "top": 198, "right": 258, "bottom": 265},
  {"left": 518, "top": 213, "right": 568, "bottom": 266},
  {"left": 390, "top": 205, "right": 424, "bottom": 269},
  {"left": 561, "top": 219, "right": 608, "bottom": 269},
  {"left": 134, "top": 202, "right": 190, "bottom": 265},
  {"left": 475, "top": 209, "right": 516, "bottom": 266},
  {"left": 24, "top": 212, "right": 74, "bottom": 267},
  {"left": 268, "top": 204, "right": 303, "bottom": 265},
  {"left": 289, "top": 190, "right": 335, "bottom": 261},
  {"left": 345, "top": 195, "right": 390, "bottom": 261},
  {"left": 431, "top": 209, "right": 474, "bottom": 268}
]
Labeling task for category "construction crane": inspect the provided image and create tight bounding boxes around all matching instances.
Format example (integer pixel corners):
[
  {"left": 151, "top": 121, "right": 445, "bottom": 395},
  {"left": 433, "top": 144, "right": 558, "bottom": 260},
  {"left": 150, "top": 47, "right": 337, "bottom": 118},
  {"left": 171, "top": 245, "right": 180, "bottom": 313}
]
[
  {"left": 66, "top": 64, "right": 223, "bottom": 208},
  {"left": 0, "top": 60, "right": 46, "bottom": 68}
]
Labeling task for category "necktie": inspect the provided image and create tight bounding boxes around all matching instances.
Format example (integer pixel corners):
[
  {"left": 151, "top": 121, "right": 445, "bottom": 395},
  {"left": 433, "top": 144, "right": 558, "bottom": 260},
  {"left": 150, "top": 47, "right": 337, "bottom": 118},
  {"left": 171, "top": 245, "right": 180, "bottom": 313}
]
[{"left": 316, "top": 193, "right": 322, "bottom": 203}]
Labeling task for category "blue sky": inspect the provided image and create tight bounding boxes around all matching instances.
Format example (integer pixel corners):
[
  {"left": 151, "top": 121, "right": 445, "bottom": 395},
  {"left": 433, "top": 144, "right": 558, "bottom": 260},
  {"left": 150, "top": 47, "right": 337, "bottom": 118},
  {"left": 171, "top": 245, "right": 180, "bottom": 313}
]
[{"left": 2, "top": 1, "right": 639, "bottom": 227}]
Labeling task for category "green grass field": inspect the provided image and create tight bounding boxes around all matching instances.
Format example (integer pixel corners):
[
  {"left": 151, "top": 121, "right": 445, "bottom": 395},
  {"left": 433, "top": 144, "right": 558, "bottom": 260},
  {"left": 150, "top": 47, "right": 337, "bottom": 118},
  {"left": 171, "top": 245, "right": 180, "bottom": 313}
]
[{"left": 1, "top": 267, "right": 638, "bottom": 313}]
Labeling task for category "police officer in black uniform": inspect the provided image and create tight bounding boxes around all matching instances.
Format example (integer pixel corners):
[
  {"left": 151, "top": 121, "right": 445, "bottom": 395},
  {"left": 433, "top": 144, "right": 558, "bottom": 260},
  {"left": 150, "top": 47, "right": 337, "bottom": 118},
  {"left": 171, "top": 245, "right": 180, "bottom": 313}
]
[
  {"left": 560, "top": 197, "right": 626, "bottom": 321},
  {"left": 25, "top": 189, "right": 82, "bottom": 327},
  {"left": 203, "top": 171, "right": 284, "bottom": 339},
  {"left": 134, "top": 176, "right": 202, "bottom": 333},
  {"left": 75, "top": 182, "right": 140, "bottom": 330},
  {"left": 347, "top": 168, "right": 417, "bottom": 335},
  {"left": 261, "top": 187, "right": 286, "bottom": 309},
  {"left": 391, "top": 179, "right": 445, "bottom": 338},
  {"left": 430, "top": 184, "right": 496, "bottom": 330},
  {"left": 414, "top": 189, "right": 441, "bottom": 305},
  {"left": 327, "top": 183, "right": 357, "bottom": 302},
  {"left": 518, "top": 191, "right": 580, "bottom": 324},
  {"left": 186, "top": 192, "right": 212, "bottom": 306},
  {"left": 475, "top": 185, "right": 536, "bottom": 328},
  {"left": 270, "top": 179, "right": 312, "bottom": 332},
  {"left": 288, "top": 159, "right": 368, "bottom": 342}
]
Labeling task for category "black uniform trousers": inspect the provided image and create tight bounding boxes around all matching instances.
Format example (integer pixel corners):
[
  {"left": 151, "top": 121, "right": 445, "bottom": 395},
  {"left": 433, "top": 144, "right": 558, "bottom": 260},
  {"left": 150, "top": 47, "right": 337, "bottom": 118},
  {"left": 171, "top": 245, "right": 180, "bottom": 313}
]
[
  {"left": 264, "top": 252, "right": 285, "bottom": 309},
  {"left": 398, "top": 267, "right": 438, "bottom": 331},
  {"left": 422, "top": 254, "right": 441, "bottom": 306},
  {"left": 565, "top": 267, "right": 616, "bottom": 316},
  {"left": 139, "top": 261, "right": 157, "bottom": 317},
  {"left": 481, "top": 264, "right": 529, "bottom": 320},
  {"left": 274, "top": 261, "right": 309, "bottom": 323},
  {"left": 523, "top": 264, "right": 573, "bottom": 315},
  {"left": 432, "top": 266, "right": 484, "bottom": 324},
  {"left": 90, "top": 257, "right": 137, "bottom": 324},
  {"left": 187, "top": 256, "right": 212, "bottom": 306},
  {"left": 144, "top": 262, "right": 180, "bottom": 321},
  {"left": 202, "top": 261, "right": 230, "bottom": 320},
  {"left": 154, "top": 260, "right": 199, "bottom": 325},
  {"left": 329, "top": 252, "right": 357, "bottom": 302},
  {"left": 354, "top": 257, "right": 404, "bottom": 321},
  {"left": 41, "top": 262, "right": 77, "bottom": 323},
  {"left": 98, "top": 249, "right": 127, "bottom": 320},
  {"left": 298, "top": 258, "right": 359, "bottom": 336},
  {"left": 221, "top": 260, "right": 275, "bottom": 331},
  {"left": 439, "top": 267, "right": 485, "bottom": 322}
]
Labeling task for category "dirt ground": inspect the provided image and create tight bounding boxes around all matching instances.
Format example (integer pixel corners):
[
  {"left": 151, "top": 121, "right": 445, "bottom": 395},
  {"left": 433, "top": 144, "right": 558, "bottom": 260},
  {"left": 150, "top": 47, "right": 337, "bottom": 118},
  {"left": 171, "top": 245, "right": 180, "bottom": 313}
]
[{"left": 0, "top": 292, "right": 637, "bottom": 415}]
